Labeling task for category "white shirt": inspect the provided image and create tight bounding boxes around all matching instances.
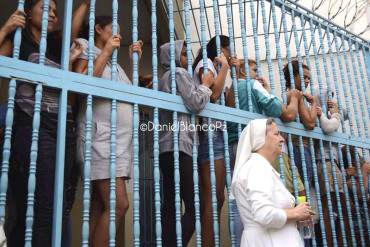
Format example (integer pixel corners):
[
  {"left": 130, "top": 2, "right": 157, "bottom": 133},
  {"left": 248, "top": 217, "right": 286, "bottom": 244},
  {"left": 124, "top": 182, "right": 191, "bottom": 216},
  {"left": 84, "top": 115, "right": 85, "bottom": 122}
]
[{"left": 233, "top": 153, "right": 304, "bottom": 247}]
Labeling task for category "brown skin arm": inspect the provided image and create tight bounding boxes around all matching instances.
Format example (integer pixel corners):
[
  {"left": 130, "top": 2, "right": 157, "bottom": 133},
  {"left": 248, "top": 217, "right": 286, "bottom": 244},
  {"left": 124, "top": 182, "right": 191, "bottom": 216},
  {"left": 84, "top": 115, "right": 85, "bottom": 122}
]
[
  {"left": 71, "top": 1, "right": 90, "bottom": 41},
  {"left": 73, "top": 48, "right": 111, "bottom": 77},
  {"left": 0, "top": 38, "right": 12, "bottom": 57},
  {"left": 199, "top": 67, "right": 227, "bottom": 103},
  {"left": 280, "top": 98, "right": 299, "bottom": 122},
  {"left": 298, "top": 97, "right": 317, "bottom": 130}
]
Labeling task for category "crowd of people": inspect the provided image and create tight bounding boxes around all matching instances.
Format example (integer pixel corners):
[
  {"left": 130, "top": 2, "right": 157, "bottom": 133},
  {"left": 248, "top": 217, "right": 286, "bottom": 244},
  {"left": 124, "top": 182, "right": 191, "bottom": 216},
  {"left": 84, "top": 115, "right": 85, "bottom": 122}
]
[{"left": 0, "top": 0, "right": 369, "bottom": 246}]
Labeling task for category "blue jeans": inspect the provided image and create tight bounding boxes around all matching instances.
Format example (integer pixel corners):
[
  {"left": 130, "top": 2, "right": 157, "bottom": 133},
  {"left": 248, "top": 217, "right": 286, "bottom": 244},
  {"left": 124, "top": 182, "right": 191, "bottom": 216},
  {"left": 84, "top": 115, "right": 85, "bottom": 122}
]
[
  {"left": 6, "top": 106, "right": 78, "bottom": 247},
  {"left": 293, "top": 145, "right": 313, "bottom": 186},
  {"left": 198, "top": 130, "right": 225, "bottom": 164}
]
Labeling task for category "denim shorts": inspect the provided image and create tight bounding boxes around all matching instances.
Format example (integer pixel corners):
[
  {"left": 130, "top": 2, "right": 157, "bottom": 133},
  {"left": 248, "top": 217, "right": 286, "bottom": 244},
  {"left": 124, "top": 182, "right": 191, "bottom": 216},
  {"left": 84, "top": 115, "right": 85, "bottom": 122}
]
[{"left": 197, "top": 129, "right": 225, "bottom": 165}]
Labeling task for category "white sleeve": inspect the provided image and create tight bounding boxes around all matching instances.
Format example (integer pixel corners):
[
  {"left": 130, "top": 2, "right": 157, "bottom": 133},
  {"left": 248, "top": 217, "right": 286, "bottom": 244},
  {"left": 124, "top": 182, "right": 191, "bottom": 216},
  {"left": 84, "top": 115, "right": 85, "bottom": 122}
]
[
  {"left": 243, "top": 163, "right": 287, "bottom": 229},
  {"left": 319, "top": 113, "right": 340, "bottom": 134}
]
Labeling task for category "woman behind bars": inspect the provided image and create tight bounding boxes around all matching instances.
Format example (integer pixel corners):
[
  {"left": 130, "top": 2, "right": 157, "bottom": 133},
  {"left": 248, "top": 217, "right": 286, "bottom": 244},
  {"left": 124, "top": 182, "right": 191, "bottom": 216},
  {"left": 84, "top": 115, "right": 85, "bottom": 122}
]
[
  {"left": 158, "top": 40, "right": 214, "bottom": 246},
  {"left": 0, "top": 1, "right": 89, "bottom": 246},
  {"left": 73, "top": 16, "right": 142, "bottom": 247},
  {"left": 192, "top": 35, "right": 236, "bottom": 246}
]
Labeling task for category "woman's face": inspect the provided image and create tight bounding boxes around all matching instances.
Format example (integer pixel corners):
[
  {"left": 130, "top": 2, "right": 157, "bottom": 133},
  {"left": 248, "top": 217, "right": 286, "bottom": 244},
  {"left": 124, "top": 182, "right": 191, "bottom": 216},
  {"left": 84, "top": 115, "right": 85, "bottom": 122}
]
[
  {"left": 96, "top": 23, "right": 121, "bottom": 44},
  {"left": 264, "top": 123, "right": 284, "bottom": 156},
  {"left": 28, "top": 0, "right": 58, "bottom": 33}
]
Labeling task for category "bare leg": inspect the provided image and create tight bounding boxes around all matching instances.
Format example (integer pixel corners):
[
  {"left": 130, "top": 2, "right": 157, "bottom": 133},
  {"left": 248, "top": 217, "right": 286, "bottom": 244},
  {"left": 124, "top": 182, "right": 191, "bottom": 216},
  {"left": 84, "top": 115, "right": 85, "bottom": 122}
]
[
  {"left": 199, "top": 159, "right": 226, "bottom": 247},
  {"left": 92, "top": 178, "right": 129, "bottom": 247}
]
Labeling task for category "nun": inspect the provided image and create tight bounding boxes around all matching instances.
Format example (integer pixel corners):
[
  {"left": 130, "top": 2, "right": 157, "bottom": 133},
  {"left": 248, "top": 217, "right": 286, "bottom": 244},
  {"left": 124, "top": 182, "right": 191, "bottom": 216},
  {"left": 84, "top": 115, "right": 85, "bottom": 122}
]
[{"left": 231, "top": 118, "right": 314, "bottom": 246}]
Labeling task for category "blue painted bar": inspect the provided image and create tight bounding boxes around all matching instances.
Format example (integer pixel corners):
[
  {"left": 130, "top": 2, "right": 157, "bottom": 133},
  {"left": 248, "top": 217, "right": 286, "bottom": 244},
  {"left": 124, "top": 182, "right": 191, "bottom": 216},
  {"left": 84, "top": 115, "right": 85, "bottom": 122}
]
[
  {"left": 25, "top": 0, "right": 49, "bottom": 245},
  {"left": 317, "top": 23, "right": 347, "bottom": 246},
  {"left": 259, "top": 0, "right": 275, "bottom": 92},
  {"left": 151, "top": 0, "right": 162, "bottom": 245},
  {"left": 323, "top": 24, "right": 357, "bottom": 246},
  {"left": 52, "top": 0, "right": 73, "bottom": 245},
  {"left": 197, "top": 0, "right": 220, "bottom": 246},
  {"left": 81, "top": 0, "right": 96, "bottom": 245},
  {"left": 132, "top": 0, "right": 141, "bottom": 245},
  {"left": 248, "top": 0, "right": 262, "bottom": 77},
  {"left": 108, "top": 1, "right": 119, "bottom": 246},
  {"left": 344, "top": 38, "right": 370, "bottom": 239},
  {"left": 354, "top": 44, "right": 370, "bottom": 126},
  {"left": 223, "top": 0, "right": 237, "bottom": 245},
  {"left": 2, "top": 54, "right": 370, "bottom": 149},
  {"left": 309, "top": 19, "right": 338, "bottom": 247},
  {"left": 166, "top": 0, "right": 182, "bottom": 245},
  {"left": 0, "top": 0, "right": 25, "bottom": 225},
  {"left": 265, "top": 0, "right": 370, "bottom": 50},
  {"left": 280, "top": 3, "right": 300, "bottom": 200},
  {"left": 236, "top": 0, "right": 253, "bottom": 113},
  {"left": 183, "top": 1, "right": 202, "bottom": 246},
  {"left": 269, "top": 0, "right": 289, "bottom": 184},
  {"left": 333, "top": 31, "right": 366, "bottom": 245},
  {"left": 290, "top": 9, "right": 314, "bottom": 212},
  {"left": 298, "top": 12, "right": 328, "bottom": 245}
]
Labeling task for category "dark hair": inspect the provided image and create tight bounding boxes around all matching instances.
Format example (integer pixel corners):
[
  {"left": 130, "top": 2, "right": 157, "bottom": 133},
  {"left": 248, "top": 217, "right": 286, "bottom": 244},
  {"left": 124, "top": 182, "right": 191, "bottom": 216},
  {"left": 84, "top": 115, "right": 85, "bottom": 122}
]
[
  {"left": 80, "top": 16, "right": 113, "bottom": 40},
  {"left": 22, "top": 0, "right": 61, "bottom": 61},
  {"left": 24, "top": 0, "right": 57, "bottom": 34},
  {"left": 25, "top": 0, "right": 42, "bottom": 13},
  {"left": 283, "top": 60, "right": 309, "bottom": 89},
  {"left": 192, "top": 35, "right": 230, "bottom": 71}
]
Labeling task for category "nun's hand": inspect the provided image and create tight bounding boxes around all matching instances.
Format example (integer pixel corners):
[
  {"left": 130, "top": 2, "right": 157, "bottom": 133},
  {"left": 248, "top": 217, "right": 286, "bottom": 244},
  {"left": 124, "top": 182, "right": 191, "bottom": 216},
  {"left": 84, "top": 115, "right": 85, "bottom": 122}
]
[{"left": 292, "top": 202, "right": 315, "bottom": 221}]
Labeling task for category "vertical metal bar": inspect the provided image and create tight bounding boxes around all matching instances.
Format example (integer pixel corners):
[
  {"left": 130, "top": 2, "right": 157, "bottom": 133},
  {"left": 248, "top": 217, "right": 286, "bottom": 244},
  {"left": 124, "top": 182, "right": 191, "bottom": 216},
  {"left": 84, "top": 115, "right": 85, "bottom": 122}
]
[
  {"left": 317, "top": 23, "right": 348, "bottom": 246},
  {"left": 248, "top": 0, "right": 262, "bottom": 76},
  {"left": 289, "top": 11, "right": 318, "bottom": 247},
  {"left": 309, "top": 19, "right": 338, "bottom": 247},
  {"left": 132, "top": 0, "right": 141, "bottom": 245},
  {"left": 280, "top": 3, "right": 300, "bottom": 200},
  {"left": 209, "top": 1, "right": 220, "bottom": 245},
  {"left": 347, "top": 41, "right": 370, "bottom": 139},
  {"left": 269, "top": 0, "right": 292, "bottom": 186},
  {"left": 81, "top": 0, "right": 96, "bottom": 245},
  {"left": 298, "top": 12, "right": 328, "bottom": 245},
  {"left": 24, "top": 0, "right": 49, "bottom": 245},
  {"left": 108, "top": 1, "right": 119, "bottom": 246},
  {"left": 237, "top": 0, "right": 253, "bottom": 113},
  {"left": 0, "top": 0, "right": 25, "bottom": 225},
  {"left": 344, "top": 37, "right": 370, "bottom": 239},
  {"left": 323, "top": 25, "right": 357, "bottom": 246},
  {"left": 198, "top": 0, "right": 219, "bottom": 245},
  {"left": 223, "top": 0, "right": 238, "bottom": 245},
  {"left": 355, "top": 44, "right": 370, "bottom": 132},
  {"left": 52, "top": 0, "right": 73, "bottom": 245},
  {"left": 151, "top": 0, "right": 162, "bottom": 246},
  {"left": 260, "top": 0, "right": 275, "bottom": 92},
  {"left": 184, "top": 0, "right": 202, "bottom": 245},
  {"left": 328, "top": 140, "right": 348, "bottom": 247},
  {"left": 166, "top": 0, "right": 182, "bottom": 246},
  {"left": 333, "top": 31, "right": 366, "bottom": 246}
]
